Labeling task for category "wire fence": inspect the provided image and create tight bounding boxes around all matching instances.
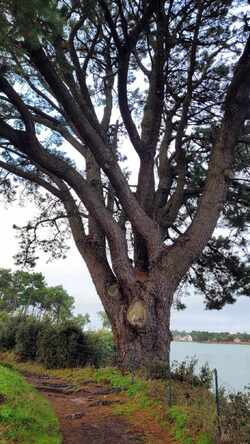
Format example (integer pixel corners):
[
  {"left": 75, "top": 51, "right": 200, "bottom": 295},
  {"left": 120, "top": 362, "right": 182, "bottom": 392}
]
[{"left": 124, "top": 354, "right": 250, "bottom": 444}]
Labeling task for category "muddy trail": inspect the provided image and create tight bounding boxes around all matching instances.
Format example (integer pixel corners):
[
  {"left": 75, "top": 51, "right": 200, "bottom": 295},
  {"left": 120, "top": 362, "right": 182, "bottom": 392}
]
[{"left": 26, "top": 374, "right": 174, "bottom": 444}]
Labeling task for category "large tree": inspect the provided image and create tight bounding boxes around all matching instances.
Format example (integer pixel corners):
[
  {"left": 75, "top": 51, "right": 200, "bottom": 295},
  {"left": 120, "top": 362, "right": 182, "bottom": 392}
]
[{"left": 0, "top": 0, "right": 249, "bottom": 371}]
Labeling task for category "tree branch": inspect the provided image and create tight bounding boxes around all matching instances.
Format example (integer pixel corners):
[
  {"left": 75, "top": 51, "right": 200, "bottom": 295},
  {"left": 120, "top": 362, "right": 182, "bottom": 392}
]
[
  {"left": 0, "top": 116, "right": 136, "bottom": 286},
  {"left": 161, "top": 34, "right": 250, "bottom": 283},
  {"left": 24, "top": 43, "right": 159, "bottom": 254},
  {"left": 0, "top": 159, "right": 62, "bottom": 199}
]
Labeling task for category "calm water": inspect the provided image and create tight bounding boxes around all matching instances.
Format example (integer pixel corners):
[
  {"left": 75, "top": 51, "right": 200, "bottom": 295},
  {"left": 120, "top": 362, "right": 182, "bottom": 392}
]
[{"left": 171, "top": 341, "right": 250, "bottom": 392}]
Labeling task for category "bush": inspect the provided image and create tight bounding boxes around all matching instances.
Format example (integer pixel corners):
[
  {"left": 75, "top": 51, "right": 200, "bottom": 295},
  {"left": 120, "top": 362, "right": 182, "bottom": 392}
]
[
  {"left": 37, "top": 322, "right": 91, "bottom": 368},
  {"left": 37, "top": 325, "right": 59, "bottom": 368},
  {"left": 198, "top": 363, "right": 213, "bottom": 389},
  {"left": 220, "top": 390, "right": 250, "bottom": 443},
  {"left": 15, "top": 318, "right": 45, "bottom": 360},
  {"left": 86, "top": 330, "right": 115, "bottom": 367},
  {"left": 0, "top": 316, "right": 23, "bottom": 351},
  {"left": 171, "top": 357, "right": 213, "bottom": 388}
]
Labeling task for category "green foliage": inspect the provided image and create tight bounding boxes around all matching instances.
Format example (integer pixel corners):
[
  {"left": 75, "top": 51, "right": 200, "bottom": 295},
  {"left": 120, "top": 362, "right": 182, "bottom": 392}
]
[
  {"left": 36, "top": 325, "right": 60, "bottom": 368},
  {"left": 0, "top": 315, "right": 23, "bottom": 351},
  {"left": 37, "top": 322, "right": 91, "bottom": 368},
  {"left": 15, "top": 318, "right": 45, "bottom": 360},
  {"left": 190, "top": 236, "right": 250, "bottom": 309},
  {"left": 168, "top": 406, "right": 191, "bottom": 443},
  {"left": 198, "top": 364, "right": 213, "bottom": 389},
  {"left": 0, "top": 269, "right": 46, "bottom": 314},
  {"left": 0, "top": 310, "right": 10, "bottom": 322},
  {"left": 0, "top": 0, "right": 64, "bottom": 51},
  {"left": 86, "top": 330, "right": 115, "bottom": 367},
  {"left": 220, "top": 390, "right": 250, "bottom": 443},
  {"left": 0, "top": 315, "right": 114, "bottom": 369},
  {"left": 168, "top": 407, "right": 213, "bottom": 444},
  {"left": 72, "top": 313, "right": 90, "bottom": 330},
  {"left": 171, "top": 358, "right": 213, "bottom": 389},
  {"left": 0, "top": 268, "right": 75, "bottom": 323},
  {"left": 0, "top": 364, "right": 61, "bottom": 443}
]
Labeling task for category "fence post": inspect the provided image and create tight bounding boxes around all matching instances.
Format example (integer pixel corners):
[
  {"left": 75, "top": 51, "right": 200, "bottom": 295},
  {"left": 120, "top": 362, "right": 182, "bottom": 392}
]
[
  {"left": 165, "top": 364, "right": 173, "bottom": 407},
  {"left": 214, "top": 368, "right": 222, "bottom": 439},
  {"left": 166, "top": 381, "right": 173, "bottom": 407},
  {"left": 129, "top": 354, "right": 136, "bottom": 384}
]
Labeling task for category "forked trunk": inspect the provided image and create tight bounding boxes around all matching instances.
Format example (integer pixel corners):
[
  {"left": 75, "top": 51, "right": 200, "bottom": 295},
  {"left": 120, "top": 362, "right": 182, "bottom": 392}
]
[{"left": 108, "top": 273, "right": 173, "bottom": 375}]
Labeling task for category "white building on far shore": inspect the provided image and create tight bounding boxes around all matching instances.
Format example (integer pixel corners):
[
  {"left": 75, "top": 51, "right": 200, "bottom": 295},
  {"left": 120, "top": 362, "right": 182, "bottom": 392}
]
[{"left": 174, "top": 334, "right": 193, "bottom": 342}]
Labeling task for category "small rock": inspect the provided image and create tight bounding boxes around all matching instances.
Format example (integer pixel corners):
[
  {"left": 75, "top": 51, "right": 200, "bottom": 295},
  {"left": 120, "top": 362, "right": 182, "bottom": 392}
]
[
  {"left": 89, "top": 399, "right": 123, "bottom": 407},
  {"left": 65, "top": 412, "right": 85, "bottom": 420}
]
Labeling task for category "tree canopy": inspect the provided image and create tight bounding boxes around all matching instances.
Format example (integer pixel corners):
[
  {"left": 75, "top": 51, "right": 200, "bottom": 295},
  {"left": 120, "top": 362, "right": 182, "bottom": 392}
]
[{"left": 0, "top": 268, "right": 75, "bottom": 322}]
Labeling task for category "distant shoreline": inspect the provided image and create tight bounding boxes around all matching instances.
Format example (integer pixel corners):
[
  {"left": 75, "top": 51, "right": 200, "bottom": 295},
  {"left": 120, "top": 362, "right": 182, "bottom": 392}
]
[{"left": 173, "top": 340, "right": 250, "bottom": 345}]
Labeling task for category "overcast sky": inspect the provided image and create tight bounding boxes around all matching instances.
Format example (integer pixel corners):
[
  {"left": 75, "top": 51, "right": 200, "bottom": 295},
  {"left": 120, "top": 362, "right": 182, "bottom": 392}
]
[{"left": 0, "top": 204, "right": 249, "bottom": 333}]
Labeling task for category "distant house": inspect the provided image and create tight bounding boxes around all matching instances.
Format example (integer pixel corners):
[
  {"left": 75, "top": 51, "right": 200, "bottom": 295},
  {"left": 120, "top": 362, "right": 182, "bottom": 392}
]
[
  {"left": 233, "top": 337, "right": 241, "bottom": 344},
  {"left": 174, "top": 334, "right": 193, "bottom": 342},
  {"left": 184, "top": 335, "right": 193, "bottom": 342}
]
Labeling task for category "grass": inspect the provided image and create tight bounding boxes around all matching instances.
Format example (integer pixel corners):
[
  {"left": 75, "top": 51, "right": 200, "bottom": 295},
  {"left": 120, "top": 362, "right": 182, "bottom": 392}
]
[
  {"left": 0, "top": 352, "right": 217, "bottom": 444},
  {"left": 0, "top": 362, "right": 62, "bottom": 444}
]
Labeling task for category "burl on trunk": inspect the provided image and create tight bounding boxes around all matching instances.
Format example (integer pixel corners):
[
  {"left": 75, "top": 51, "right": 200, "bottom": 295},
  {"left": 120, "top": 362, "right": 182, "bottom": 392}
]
[{"left": 105, "top": 270, "right": 173, "bottom": 373}]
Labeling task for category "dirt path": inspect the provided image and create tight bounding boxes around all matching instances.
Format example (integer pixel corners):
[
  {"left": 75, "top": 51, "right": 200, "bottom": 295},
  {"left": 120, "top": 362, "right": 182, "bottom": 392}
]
[{"left": 26, "top": 374, "right": 174, "bottom": 444}]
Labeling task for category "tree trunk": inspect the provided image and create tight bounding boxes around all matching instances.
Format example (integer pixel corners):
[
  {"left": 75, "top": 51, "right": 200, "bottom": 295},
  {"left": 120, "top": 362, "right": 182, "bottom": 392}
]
[
  {"left": 108, "top": 272, "right": 173, "bottom": 375},
  {"left": 82, "top": 244, "right": 175, "bottom": 375}
]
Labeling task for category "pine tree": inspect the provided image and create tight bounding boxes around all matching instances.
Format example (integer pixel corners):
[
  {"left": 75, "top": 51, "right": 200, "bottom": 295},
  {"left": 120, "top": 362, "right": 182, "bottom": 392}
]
[{"left": 0, "top": 0, "right": 249, "bottom": 371}]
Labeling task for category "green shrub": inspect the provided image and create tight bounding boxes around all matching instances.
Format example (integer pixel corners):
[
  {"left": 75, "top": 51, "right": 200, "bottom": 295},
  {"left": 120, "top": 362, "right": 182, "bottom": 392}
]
[
  {"left": 171, "top": 357, "right": 198, "bottom": 385},
  {"left": 171, "top": 358, "right": 213, "bottom": 388},
  {"left": 198, "top": 363, "right": 213, "bottom": 389},
  {"left": 0, "top": 316, "right": 23, "bottom": 351},
  {"left": 37, "top": 325, "right": 59, "bottom": 368},
  {"left": 37, "top": 322, "right": 91, "bottom": 368},
  {"left": 15, "top": 319, "right": 45, "bottom": 360},
  {"left": 86, "top": 330, "right": 115, "bottom": 367},
  {"left": 220, "top": 390, "right": 250, "bottom": 443},
  {"left": 168, "top": 406, "right": 193, "bottom": 443}
]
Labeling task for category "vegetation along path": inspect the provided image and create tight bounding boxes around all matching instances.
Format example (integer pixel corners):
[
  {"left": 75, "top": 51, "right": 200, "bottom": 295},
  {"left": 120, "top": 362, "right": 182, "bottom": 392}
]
[{"left": 26, "top": 373, "right": 175, "bottom": 444}]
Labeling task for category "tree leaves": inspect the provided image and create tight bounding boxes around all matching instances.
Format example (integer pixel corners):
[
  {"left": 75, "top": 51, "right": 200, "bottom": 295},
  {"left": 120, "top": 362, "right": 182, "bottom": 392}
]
[{"left": 0, "top": 267, "right": 75, "bottom": 322}]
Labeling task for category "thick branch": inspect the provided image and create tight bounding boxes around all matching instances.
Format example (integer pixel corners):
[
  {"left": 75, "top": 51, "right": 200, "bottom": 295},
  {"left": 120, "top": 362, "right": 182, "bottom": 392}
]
[
  {"left": 25, "top": 43, "right": 159, "bottom": 253},
  {"left": 101, "top": 49, "right": 114, "bottom": 132},
  {"left": 137, "top": 1, "right": 166, "bottom": 212},
  {"left": 0, "top": 76, "right": 35, "bottom": 135},
  {"left": 161, "top": 35, "right": 250, "bottom": 283},
  {"left": 0, "top": 117, "right": 135, "bottom": 286},
  {"left": 31, "top": 109, "right": 87, "bottom": 158},
  {"left": 117, "top": 53, "right": 142, "bottom": 154},
  {"left": 68, "top": 18, "right": 101, "bottom": 129}
]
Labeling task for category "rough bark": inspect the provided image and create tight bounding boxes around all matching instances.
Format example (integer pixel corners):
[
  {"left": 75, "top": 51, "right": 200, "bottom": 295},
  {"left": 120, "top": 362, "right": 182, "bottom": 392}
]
[{"left": 99, "top": 270, "right": 173, "bottom": 372}]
